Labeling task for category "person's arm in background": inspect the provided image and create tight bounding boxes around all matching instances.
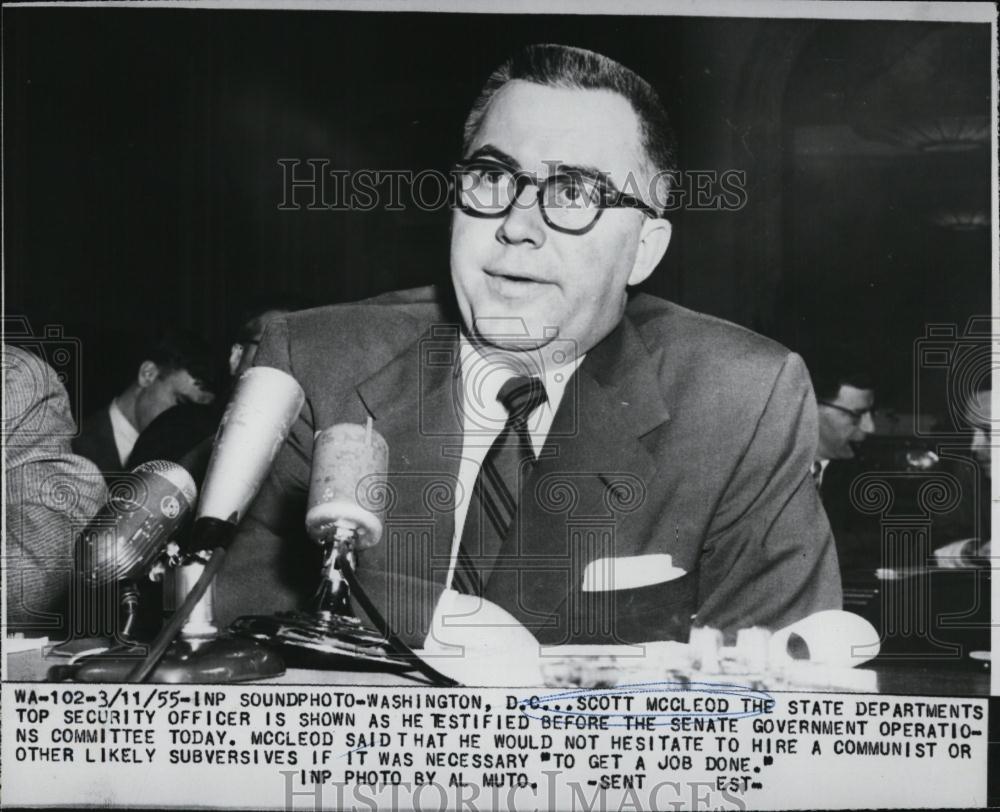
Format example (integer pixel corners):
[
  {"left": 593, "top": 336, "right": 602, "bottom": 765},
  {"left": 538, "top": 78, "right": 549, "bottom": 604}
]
[
  {"left": 3, "top": 345, "right": 106, "bottom": 632},
  {"left": 694, "top": 352, "right": 843, "bottom": 639}
]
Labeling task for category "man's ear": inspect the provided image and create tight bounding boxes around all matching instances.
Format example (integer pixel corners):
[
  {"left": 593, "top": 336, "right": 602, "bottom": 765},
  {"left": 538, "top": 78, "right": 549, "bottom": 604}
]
[
  {"left": 137, "top": 360, "right": 159, "bottom": 388},
  {"left": 627, "top": 217, "right": 672, "bottom": 287}
]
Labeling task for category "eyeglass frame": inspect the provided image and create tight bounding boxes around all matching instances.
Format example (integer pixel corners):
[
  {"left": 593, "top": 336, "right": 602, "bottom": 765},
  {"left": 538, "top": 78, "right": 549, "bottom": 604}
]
[
  {"left": 817, "top": 400, "right": 875, "bottom": 423},
  {"left": 451, "top": 158, "right": 659, "bottom": 236}
]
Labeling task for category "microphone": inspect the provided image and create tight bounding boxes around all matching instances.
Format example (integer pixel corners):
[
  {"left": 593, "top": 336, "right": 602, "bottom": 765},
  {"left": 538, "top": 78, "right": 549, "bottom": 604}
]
[
  {"left": 189, "top": 366, "right": 306, "bottom": 550},
  {"left": 300, "top": 421, "right": 457, "bottom": 686},
  {"left": 306, "top": 422, "right": 389, "bottom": 548},
  {"left": 76, "top": 460, "right": 197, "bottom": 587},
  {"left": 123, "top": 366, "right": 303, "bottom": 683}
]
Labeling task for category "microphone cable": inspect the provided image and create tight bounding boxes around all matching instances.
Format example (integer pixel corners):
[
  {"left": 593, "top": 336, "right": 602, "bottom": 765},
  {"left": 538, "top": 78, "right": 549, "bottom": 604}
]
[
  {"left": 338, "top": 557, "right": 458, "bottom": 688},
  {"left": 124, "top": 545, "right": 228, "bottom": 683}
]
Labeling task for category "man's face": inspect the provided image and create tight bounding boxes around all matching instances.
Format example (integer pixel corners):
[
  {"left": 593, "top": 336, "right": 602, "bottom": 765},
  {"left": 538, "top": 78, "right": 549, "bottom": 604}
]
[
  {"left": 817, "top": 384, "right": 876, "bottom": 460},
  {"left": 965, "top": 388, "right": 992, "bottom": 474},
  {"left": 135, "top": 368, "right": 214, "bottom": 431},
  {"left": 450, "top": 81, "right": 669, "bottom": 358}
]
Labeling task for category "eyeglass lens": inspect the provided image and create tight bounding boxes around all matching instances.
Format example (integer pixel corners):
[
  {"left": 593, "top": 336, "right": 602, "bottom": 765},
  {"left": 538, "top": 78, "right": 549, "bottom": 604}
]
[{"left": 458, "top": 165, "right": 602, "bottom": 231}]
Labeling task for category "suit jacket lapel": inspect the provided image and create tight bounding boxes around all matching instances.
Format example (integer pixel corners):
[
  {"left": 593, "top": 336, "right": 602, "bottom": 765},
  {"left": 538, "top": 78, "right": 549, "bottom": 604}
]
[{"left": 353, "top": 324, "right": 464, "bottom": 643}]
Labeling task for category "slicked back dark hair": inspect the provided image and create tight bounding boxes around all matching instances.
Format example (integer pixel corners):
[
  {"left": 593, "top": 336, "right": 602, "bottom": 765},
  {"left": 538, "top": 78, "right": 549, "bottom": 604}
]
[
  {"left": 808, "top": 354, "right": 876, "bottom": 402},
  {"left": 140, "top": 327, "right": 217, "bottom": 393},
  {"left": 462, "top": 44, "right": 678, "bottom": 214}
]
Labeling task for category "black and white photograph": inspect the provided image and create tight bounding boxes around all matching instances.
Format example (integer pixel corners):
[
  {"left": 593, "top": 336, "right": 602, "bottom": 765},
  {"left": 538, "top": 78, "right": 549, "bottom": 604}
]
[{"left": 2, "top": 1, "right": 996, "bottom": 809}]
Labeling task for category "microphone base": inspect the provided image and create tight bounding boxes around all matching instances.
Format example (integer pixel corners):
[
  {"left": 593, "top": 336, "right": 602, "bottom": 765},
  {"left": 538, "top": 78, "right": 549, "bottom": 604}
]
[
  {"left": 230, "top": 611, "right": 413, "bottom": 672},
  {"left": 64, "top": 634, "right": 285, "bottom": 683}
]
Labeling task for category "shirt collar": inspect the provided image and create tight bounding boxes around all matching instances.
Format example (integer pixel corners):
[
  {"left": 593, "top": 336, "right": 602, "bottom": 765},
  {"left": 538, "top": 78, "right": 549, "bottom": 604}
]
[
  {"left": 109, "top": 397, "right": 139, "bottom": 465},
  {"left": 457, "top": 335, "right": 584, "bottom": 428}
]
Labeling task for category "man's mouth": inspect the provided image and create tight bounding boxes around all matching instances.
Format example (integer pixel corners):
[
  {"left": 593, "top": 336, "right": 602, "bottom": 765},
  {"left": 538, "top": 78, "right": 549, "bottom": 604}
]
[{"left": 485, "top": 268, "right": 541, "bottom": 284}]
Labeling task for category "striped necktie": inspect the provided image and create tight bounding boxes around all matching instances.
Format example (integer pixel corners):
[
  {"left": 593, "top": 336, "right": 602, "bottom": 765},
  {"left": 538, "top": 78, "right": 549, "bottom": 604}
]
[{"left": 453, "top": 375, "right": 548, "bottom": 597}]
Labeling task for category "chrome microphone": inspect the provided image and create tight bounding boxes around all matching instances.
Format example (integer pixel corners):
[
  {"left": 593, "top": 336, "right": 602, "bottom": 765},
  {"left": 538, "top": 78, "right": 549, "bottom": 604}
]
[
  {"left": 75, "top": 460, "right": 197, "bottom": 587},
  {"left": 111, "top": 366, "right": 304, "bottom": 684}
]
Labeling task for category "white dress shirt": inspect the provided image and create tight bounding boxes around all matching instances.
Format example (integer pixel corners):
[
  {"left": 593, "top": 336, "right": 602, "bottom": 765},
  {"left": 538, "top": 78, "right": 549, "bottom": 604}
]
[
  {"left": 812, "top": 458, "right": 831, "bottom": 488},
  {"left": 108, "top": 398, "right": 139, "bottom": 466}
]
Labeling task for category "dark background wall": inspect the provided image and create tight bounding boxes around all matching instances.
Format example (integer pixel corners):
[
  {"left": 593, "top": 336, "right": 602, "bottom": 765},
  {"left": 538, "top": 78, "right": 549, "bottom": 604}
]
[{"left": 3, "top": 9, "right": 991, "bottom": 419}]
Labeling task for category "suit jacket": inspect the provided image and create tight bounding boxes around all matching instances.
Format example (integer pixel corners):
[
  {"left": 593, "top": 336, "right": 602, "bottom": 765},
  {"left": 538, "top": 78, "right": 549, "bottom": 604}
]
[
  {"left": 216, "top": 286, "right": 842, "bottom": 646},
  {"left": 72, "top": 406, "right": 123, "bottom": 479},
  {"left": 4, "top": 345, "right": 107, "bottom": 633},
  {"left": 129, "top": 402, "right": 221, "bottom": 483}
]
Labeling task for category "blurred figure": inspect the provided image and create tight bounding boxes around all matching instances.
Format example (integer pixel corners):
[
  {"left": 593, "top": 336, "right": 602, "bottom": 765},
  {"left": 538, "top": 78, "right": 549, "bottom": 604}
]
[
  {"left": 935, "top": 385, "right": 992, "bottom": 567},
  {"left": 4, "top": 344, "right": 106, "bottom": 634},
  {"left": 129, "top": 307, "right": 289, "bottom": 479},
  {"left": 966, "top": 386, "right": 992, "bottom": 473},
  {"left": 72, "top": 328, "right": 216, "bottom": 478}
]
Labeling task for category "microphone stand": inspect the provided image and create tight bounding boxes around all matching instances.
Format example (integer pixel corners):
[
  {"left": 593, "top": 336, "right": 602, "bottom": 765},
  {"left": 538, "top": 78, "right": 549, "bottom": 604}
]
[
  {"left": 230, "top": 525, "right": 408, "bottom": 669},
  {"left": 231, "top": 525, "right": 456, "bottom": 686},
  {"left": 72, "top": 519, "right": 285, "bottom": 683}
]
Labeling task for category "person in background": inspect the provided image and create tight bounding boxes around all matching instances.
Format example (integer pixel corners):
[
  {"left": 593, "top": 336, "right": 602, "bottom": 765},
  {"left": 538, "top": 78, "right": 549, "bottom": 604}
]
[
  {"left": 128, "top": 306, "right": 290, "bottom": 479},
  {"left": 935, "top": 384, "right": 992, "bottom": 567},
  {"left": 805, "top": 354, "right": 878, "bottom": 573},
  {"left": 72, "top": 327, "right": 216, "bottom": 478},
  {"left": 4, "top": 344, "right": 107, "bottom": 634},
  {"left": 809, "top": 356, "right": 877, "bottom": 487}
]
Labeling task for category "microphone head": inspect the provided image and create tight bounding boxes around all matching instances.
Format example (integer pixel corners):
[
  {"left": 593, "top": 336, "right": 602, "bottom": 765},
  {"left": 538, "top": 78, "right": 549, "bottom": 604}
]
[
  {"left": 134, "top": 459, "right": 197, "bottom": 504},
  {"left": 76, "top": 461, "right": 197, "bottom": 586},
  {"left": 306, "top": 423, "right": 389, "bottom": 548},
  {"left": 196, "top": 366, "right": 305, "bottom": 524}
]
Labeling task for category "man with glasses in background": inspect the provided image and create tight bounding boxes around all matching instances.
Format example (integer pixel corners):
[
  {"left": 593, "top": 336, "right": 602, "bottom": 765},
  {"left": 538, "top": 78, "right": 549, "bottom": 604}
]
[
  {"left": 218, "top": 43, "right": 841, "bottom": 648},
  {"left": 806, "top": 355, "right": 878, "bottom": 576},
  {"left": 811, "top": 360, "right": 877, "bottom": 487}
]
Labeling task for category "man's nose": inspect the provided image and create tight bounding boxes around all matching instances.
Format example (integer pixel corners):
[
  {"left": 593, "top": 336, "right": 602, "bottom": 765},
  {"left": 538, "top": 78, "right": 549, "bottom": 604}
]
[
  {"left": 859, "top": 412, "right": 875, "bottom": 434},
  {"left": 496, "top": 184, "right": 546, "bottom": 246}
]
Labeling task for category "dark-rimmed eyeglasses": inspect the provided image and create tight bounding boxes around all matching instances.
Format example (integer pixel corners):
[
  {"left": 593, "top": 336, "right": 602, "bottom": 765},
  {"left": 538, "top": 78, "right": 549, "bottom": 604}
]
[
  {"left": 818, "top": 400, "right": 875, "bottom": 424},
  {"left": 452, "top": 159, "right": 658, "bottom": 236}
]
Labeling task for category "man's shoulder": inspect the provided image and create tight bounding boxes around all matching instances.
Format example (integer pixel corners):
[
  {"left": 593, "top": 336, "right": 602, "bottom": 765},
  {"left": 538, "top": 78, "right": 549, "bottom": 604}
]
[
  {"left": 627, "top": 293, "right": 793, "bottom": 368},
  {"left": 3, "top": 344, "right": 79, "bottom": 447},
  {"left": 624, "top": 294, "right": 807, "bottom": 416},
  {"left": 269, "top": 286, "right": 455, "bottom": 382},
  {"left": 3, "top": 344, "right": 63, "bottom": 403},
  {"left": 285, "top": 286, "right": 451, "bottom": 340}
]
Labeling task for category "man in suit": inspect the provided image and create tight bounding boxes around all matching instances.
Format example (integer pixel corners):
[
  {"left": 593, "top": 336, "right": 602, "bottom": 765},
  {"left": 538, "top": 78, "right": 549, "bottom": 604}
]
[
  {"left": 73, "top": 327, "right": 217, "bottom": 478},
  {"left": 811, "top": 358, "right": 876, "bottom": 487},
  {"left": 217, "top": 44, "right": 841, "bottom": 647},
  {"left": 806, "top": 356, "right": 877, "bottom": 573}
]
